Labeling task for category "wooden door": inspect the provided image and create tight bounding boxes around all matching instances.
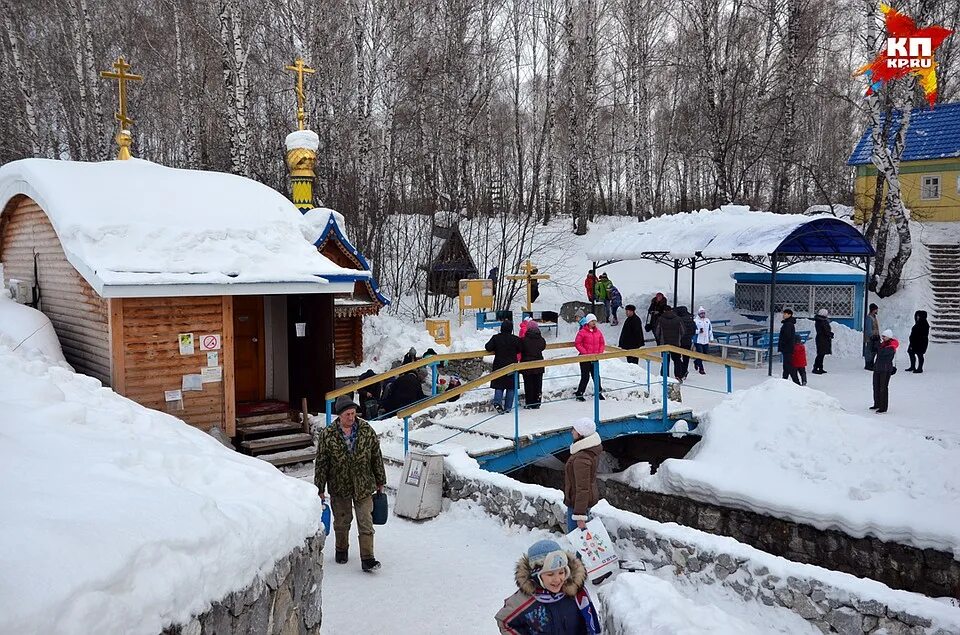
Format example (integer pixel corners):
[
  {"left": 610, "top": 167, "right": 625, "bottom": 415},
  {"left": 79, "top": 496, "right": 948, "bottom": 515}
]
[{"left": 233, "top": 295, "right": 265, "bottom": 402}]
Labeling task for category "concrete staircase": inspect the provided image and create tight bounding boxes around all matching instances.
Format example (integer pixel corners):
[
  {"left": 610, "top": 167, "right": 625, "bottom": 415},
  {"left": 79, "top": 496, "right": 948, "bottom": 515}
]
[
  {"left": 235, "top": 410, "right": 317, "bottom": 467},
  {"left": 928, "top": 243, "right": 960, "bottom": 343}
]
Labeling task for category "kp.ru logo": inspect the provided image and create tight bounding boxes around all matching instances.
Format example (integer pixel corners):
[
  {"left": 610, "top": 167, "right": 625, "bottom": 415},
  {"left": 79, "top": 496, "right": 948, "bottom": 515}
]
[{"left": 856, "top": 4, "right": 952, "bottom": 107}]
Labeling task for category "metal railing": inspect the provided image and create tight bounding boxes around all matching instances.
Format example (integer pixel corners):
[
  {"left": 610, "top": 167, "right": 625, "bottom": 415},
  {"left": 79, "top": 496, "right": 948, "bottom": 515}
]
[{"left": 326, "top": 344, "right": 746, "bottom": 457}]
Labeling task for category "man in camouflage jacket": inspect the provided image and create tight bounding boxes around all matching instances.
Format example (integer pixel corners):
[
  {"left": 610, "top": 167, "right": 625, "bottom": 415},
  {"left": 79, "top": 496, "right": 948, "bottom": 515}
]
[{"left": 315, "top": 396, "right": 387, "bottom": 571}]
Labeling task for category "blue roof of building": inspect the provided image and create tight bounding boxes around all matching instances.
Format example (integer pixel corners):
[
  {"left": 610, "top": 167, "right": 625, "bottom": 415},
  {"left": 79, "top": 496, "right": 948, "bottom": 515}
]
[{"left": 847, "top": 102, "right": 960, "bottom": 165}]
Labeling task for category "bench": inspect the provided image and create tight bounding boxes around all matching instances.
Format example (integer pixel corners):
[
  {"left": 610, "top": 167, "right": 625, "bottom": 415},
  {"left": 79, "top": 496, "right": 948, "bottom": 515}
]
[
  {"left": 715, "top": 342, "right": 768, "bottom": 367},
  {"left": 521, "top": 310, "right": 559, "bottom": 337},
  {"left": 475, "top": 310, "right": 514, "bottom": 330}
]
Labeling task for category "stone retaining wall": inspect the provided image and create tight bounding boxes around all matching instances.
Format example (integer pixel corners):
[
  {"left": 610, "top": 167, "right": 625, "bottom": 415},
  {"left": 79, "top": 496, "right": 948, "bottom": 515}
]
[
  {"left": 511, "top": 465, "right": 960, "bottom": 599},
  {"left": 444, "top": 467, "right": 959, "bottom": 635},
  {"left": 163, "top": 532, "right": 324, "bottom": 635},
  {"left": 602, "top": 480, "right": 960, "bottom": 600}
]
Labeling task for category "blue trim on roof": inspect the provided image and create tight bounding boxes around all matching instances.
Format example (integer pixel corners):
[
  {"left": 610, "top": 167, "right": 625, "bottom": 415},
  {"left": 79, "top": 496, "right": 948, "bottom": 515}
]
[
  {"left": 847, "top": 102, "right": 960, "bottom": 165},
  {"left": 733, "top": 272, "right": 865, "bottom": 283},
  {"left": 314, "top": 217, "right": 390, "bottom": 305},
  {"left": 774, "top": 218, "right": 875, "bottom": 257}
]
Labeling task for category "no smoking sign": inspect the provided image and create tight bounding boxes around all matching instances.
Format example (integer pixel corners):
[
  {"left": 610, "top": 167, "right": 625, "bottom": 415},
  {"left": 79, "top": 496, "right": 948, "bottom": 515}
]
[{"left": 199, "top": 334, "right": 221, "bottom": 351}]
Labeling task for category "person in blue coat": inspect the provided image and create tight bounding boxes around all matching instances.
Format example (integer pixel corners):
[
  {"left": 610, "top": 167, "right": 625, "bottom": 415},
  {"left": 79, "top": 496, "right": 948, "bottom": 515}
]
[{"left": 495, "top": 539, "right": 601, "bottom": 635}]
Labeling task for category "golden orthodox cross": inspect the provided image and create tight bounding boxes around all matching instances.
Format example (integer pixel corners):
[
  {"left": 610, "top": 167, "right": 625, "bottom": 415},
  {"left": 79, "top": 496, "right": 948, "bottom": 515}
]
[
  {"left": 100, "top": 56, "right": 143, "bottom": 131},
  {"left": 284, "top": 58, "right": 316, "bottom": 130}
]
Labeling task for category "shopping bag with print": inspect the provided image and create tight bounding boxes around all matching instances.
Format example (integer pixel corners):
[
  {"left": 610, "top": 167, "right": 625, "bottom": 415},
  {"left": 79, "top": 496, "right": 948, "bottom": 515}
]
[{"left": 567, "top": 517, "right": 619, "bottom": 583}]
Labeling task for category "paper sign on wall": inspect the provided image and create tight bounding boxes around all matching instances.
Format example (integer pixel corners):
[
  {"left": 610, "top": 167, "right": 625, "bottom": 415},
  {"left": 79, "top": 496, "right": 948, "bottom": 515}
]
[
  {"left": 206, "top": 352, "right": 219, "bottom": 367},
  {"left": 295, "top": 322, "right": 307, "bottom": 337},
  {"left": 178, "top": 333, "right": 195, "bottom": 355},
  {"left": 164, "top": 389, "right": 183, "bottom": 402},
  {"left": 182, "top": 374, "right": 203, "bottom": 391},
  {"left": 200, "top": 366, "right": 223, "bottom": 383},
  {"left": 199, "top": 334, "right": 221, "bottom": 351}
]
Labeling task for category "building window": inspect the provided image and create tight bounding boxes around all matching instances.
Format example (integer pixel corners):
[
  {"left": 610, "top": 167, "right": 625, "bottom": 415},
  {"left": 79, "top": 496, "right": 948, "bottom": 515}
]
[{"left": 920, "top": 175, "right": 940, "bottom": 200}]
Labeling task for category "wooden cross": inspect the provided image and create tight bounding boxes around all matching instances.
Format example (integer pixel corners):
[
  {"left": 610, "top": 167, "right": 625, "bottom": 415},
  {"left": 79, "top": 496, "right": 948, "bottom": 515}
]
[
  {"left": 100, "top": 56, "right": 143, "bottom": 131},
  {"left": 506, "top": 260, "right": 551, "bottom": 312},
  {"left": 284, "top": 58, "right": 316, "bottom": 130}
]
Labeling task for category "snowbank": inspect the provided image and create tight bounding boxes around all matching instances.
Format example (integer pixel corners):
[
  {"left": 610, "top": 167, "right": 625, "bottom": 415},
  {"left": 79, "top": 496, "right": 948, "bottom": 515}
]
[
  {"left": 631, "top": 380, "right": 960, "bottom": 555},
  {"left": 0, "top": 342, "right": 322, "bottom": 634},
  {"left": 599, "top": 571, "right": 817, "bottom": 634},
  {"left": 0, "top": 294, "right": 68, "bottom": 364},
  {"left": 0, "top": 158, "right": 366, "bottom": 289}
]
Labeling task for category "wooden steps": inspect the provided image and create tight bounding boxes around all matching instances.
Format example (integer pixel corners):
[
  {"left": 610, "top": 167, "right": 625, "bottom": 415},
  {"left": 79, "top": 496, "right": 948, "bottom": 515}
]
[
  {"left": 234, "top": 404, "right": 316, "bottom": 467},
  {"left": 241, "top": 432, "right": 314, "bottom": 454}
]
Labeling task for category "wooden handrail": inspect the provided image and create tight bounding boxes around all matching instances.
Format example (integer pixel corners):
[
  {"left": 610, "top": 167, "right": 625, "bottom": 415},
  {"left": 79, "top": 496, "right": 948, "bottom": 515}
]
[
  {"left": 395, "top": 344, "right": 746, "bottom": 418},
  {"left": 325, "top": 340, "right": 612, "bottom": 401}
]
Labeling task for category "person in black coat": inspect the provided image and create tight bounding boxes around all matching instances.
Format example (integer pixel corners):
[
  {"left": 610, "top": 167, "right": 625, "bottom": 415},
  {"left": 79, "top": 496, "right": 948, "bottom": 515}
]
[
  {"left": 778, "top": 309, "right": 800, "bottom": 385},
  {"left": 655, "top": 306, "right": 685, "bottom": 380},
  {"left": 486, "top": 319, "right": 522, "bottom": 413},
  {"left": 675, "top": 306, "right": 696, "bottom": 380},
  {"left": 812, "top": 309, "right": 834, "bottom": 374},
  {"left": 618, "top": 304, "right": 646, "bottom": 364},
  {"left": 645, "top": 293, "right": 668, "bottom": 343},
  {"left": 520, "top": 322, "right": 547, "bottom": 408},
  {"left": 379, "top": 370, "right": 425, "bottom": 416},
  {"left": 872, "top": 330, "right": 899, "bottom": 413},
  {"left": 907, "top": 310, "right": 929, "bottom": 373}
]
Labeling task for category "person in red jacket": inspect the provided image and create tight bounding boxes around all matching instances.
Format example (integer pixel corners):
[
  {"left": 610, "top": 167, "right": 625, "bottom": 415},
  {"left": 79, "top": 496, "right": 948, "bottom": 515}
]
[
  {"left": 584, "top": 271, "right": 597, "bottom": 302},
  {"left": 792, "top": 342, "right": 808, "bottom": 386},
  {"left": 574, "top": 314, "right": 605, "bottom": 402}
]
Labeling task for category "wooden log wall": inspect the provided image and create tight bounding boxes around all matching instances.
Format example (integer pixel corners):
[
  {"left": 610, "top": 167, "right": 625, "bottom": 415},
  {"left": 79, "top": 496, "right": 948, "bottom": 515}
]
[
  {"left": 116, "top": 296, "right": 234, "bottom": 435},
  {"left": 333, "top": 316, "right": 361, "bottom": 366},
  {"left": 0, "top": 195, "right": 111, "bottom": 383}
]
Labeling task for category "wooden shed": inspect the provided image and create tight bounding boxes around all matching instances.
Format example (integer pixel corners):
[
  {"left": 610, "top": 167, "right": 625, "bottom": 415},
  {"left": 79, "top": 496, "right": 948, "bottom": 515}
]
[
  {"left": 302, "top": 208, "right": 388, "bottom": 367},
  {"left": 0, "top": 159, "right": 368, "bottom": 459}
]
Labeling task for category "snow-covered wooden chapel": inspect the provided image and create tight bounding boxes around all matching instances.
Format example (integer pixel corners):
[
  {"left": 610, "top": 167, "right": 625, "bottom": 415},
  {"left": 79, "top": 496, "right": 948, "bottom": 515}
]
[{"left": 0, "top": 157, "right": 369, "bottom": 443}]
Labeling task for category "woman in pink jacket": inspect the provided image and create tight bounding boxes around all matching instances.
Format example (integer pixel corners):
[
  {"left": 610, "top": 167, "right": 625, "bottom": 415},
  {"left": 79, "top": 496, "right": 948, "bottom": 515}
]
[{"left": 574, "top": 314, "right": 605, "bottom": 402}]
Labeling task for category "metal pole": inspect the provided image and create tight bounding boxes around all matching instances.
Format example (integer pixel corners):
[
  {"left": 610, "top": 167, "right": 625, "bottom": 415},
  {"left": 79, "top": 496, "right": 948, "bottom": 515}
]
[
  {"left": 691, "top": 257, "right": 697, "bottom": 310},
  {"left": 767, "top": 254, "right": 778, "bottom": 377},
  {"left": 646, "top": 358, "right": 651, "bottom": 394},
  {"left": 325, "top": 398, "right": 333, "bottom": 427},
  {"left": 661, "top": 351, "right": 669, "bottom": 427},
  {"left": 726, "top": 365, "right": 732, "bottom": 393},
  {"left": 593, "top": 361, "right": 600, "bottom": 425},
  {"left": 672, "top": 259, "right": 680, "bottom": 307},
  {"left": 513, "top": 371, "right": 520, "bottom": 450},
  {"left": 431, "top": 363, "right": 439, "bottom": 397},
  {"left": 403, "top": 416, "right": 410, "bottom": 456},
  {"left": 863, "top": 255, "right": 871, "bottom": 347}
]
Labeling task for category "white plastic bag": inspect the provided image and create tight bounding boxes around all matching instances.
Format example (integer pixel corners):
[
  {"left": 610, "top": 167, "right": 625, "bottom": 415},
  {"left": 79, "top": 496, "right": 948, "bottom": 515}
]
[{"left": 567, "top": 518, "right": 619, "bottom": 583}]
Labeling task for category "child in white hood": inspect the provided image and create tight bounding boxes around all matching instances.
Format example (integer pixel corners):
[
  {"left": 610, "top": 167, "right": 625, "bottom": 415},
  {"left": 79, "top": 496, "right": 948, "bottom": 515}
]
[{"left": 693, "top": 307, "right": 713, "bottom": 375}]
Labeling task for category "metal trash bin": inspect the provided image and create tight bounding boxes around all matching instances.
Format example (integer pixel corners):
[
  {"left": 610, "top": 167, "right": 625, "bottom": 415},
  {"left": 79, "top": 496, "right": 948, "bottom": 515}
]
[{"left": 394, "top": 450, "right": 444, "bottom": 520}]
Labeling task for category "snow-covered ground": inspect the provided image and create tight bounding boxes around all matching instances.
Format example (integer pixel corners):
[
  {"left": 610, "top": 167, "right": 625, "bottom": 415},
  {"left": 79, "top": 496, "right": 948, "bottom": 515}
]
[
  {"left": 321, "top": 499, "right": 819, "bottom": 634},
  {"left": 618, "top": 377, "right": 960, "bottom": 556},
  {"left": 0, "top": 340, "right": 322, "bottom": 635}
]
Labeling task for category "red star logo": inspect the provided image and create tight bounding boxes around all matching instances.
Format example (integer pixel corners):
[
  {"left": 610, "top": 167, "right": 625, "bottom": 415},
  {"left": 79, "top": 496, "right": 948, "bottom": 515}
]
[{"left": 855, "top": 4, "right": 952, "bottom": 107}]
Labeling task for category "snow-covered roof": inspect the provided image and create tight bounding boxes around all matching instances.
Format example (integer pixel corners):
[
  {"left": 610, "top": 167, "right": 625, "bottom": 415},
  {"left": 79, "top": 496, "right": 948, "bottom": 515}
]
[
  {"left": 847, "top": 102, "right": 960, "bottom": 165},
  {"left": 586, "top": 205, "right": 872, "bottom": 261},
  {"left": 302, "top": 207, "right": 349, "bottom": 244},
  {"left": 0, "top": 159, "right": 370, "bottom": 298},
  {"left": 0, "top": 339, "right": 321, "bottom": 634}
]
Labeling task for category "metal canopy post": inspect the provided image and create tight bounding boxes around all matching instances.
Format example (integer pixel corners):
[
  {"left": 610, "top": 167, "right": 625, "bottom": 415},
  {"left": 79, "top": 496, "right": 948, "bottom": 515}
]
[
  {"left": 767, "top": 254, "right": 778, "bottom": 377},
  {"left": 863, "top": 255, "right": 871, "bottom": 350},
  {"left": 690, "top": 257, "right": 697, "bottom": 310},
  {"left": 672, "top": 259, "right": 680, "bottom": 307}
]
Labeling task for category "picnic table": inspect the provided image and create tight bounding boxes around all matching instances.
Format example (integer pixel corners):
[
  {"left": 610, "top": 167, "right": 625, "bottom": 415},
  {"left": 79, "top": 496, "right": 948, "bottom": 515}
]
[{"left": 713, "top": 323, "right": 769, "bottom": 346}]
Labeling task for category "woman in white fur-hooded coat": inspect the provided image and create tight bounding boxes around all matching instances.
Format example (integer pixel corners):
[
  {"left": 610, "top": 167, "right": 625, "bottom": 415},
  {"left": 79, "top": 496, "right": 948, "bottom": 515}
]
[{"left": 563, "top": 418, "right": 602, "bottom": 533}]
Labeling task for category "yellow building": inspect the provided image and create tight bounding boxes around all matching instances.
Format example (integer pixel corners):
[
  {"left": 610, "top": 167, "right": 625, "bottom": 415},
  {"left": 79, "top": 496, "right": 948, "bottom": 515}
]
[{"left": 848, "top": 102, "right": 960, "bottom": 223}]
